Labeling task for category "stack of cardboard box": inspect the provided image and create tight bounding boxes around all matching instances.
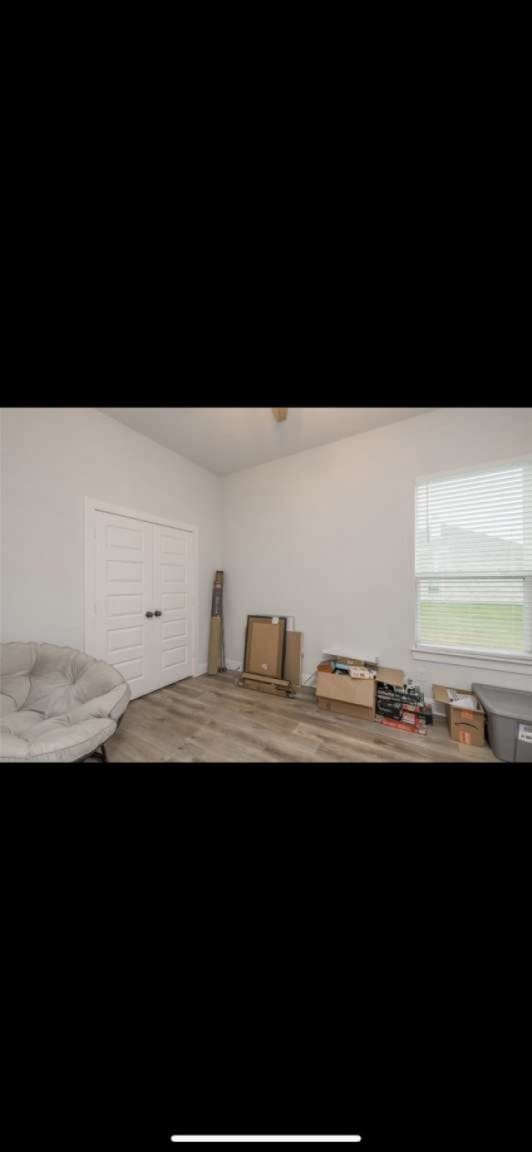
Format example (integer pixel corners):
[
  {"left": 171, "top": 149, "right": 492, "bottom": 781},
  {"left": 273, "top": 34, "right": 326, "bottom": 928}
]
[
  {"left": 316, "top": 655, "right": 431, "bottom": 735},
  {"left": 376, "top": 680, "right": 433, "bottom": 735}
]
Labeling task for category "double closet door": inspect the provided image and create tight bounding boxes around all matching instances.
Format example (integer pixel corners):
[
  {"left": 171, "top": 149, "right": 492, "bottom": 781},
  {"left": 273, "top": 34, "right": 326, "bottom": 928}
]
[{"left": 91, "top": 509, "right": 193, "bottom": 699}]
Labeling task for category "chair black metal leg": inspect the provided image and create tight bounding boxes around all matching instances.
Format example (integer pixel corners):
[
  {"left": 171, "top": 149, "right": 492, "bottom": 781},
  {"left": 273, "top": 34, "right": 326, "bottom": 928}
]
[{"left": 85, "top": 743, "right": 108, "bottom": 763}]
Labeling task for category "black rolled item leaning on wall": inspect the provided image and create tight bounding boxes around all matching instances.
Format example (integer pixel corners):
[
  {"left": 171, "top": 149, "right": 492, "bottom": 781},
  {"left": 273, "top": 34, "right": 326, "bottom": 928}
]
[{"left": 208, "top": 570, "right": 225, "bottom": 675}]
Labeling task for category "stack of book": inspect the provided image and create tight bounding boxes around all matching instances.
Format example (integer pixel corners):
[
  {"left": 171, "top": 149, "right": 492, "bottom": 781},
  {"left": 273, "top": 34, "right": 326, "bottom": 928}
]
[{"left": 376, "top": 681, "right": 433, "bottom": 735}]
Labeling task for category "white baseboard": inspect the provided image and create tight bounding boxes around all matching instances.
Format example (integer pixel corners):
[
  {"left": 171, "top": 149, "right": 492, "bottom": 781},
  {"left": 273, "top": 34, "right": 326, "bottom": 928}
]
[{"left": 195, "top": 659, "right": 240, "bottom": 676}]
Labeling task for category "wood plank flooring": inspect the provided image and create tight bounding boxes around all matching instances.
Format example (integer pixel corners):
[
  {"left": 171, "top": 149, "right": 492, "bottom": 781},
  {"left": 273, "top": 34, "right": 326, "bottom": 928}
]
[{"left": 106, "top": 672, "right": 499, "bottom": 763}]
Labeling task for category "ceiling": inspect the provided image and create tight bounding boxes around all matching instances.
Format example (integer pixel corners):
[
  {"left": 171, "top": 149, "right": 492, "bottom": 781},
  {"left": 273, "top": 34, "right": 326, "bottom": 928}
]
[{"left": 99, "top": 408, "right": 434, "bottom": 476}]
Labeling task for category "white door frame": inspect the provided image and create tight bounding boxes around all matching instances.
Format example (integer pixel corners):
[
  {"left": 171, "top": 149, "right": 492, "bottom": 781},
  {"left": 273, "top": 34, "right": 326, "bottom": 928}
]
[{"left": 84, "top": 497, "right": 200, "bottom": 679}]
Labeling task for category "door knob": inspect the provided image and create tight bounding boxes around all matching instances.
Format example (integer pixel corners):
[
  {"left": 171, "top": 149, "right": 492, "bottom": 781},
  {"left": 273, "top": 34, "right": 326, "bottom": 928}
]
[
  {"left": 154, "top": 610, "right": 162, "bottom": 617},
  {"left": 145, "top": 611, "right": 154, "bottom": 618}
]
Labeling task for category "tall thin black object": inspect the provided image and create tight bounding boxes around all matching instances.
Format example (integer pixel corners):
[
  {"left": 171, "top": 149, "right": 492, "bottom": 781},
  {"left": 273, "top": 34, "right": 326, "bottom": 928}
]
[
  {"left": 209, "top": 570, "right": 226, "bottom": 673},
  {"left": 211, "top": 570, "right": 224, "bottom": 616}
]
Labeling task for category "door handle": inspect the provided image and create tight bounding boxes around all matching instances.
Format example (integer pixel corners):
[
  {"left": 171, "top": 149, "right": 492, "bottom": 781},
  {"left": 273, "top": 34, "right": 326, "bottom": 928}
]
[
  {"left": 154, "top": 610, "right": 162, "bottom": 617},
  {"left": 145, "top": 611, "right": 154, "bottom": 618}
]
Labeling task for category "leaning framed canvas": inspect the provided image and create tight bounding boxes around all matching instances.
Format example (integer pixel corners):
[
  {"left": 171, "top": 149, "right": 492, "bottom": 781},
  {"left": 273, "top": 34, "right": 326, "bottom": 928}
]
[{"left": 244, "top": 615, "right": 288, "bottom": 679}]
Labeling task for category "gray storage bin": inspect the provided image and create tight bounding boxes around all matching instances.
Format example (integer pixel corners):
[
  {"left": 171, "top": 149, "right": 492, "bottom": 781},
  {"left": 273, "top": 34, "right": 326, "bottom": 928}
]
[{"left": 472, "top": 683, "right": 532, "bottom": 762}]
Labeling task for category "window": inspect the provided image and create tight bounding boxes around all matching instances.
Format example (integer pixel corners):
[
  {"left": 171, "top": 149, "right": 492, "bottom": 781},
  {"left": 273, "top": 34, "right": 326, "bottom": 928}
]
[{"left": 415, "top": 458, "right": 532, "bottom": 658}]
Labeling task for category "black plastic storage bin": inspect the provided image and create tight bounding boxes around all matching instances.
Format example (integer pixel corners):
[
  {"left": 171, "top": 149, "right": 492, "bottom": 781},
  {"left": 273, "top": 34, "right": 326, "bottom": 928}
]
[{"left": 471, "top": 683, "right": 532, "bottom": 762}]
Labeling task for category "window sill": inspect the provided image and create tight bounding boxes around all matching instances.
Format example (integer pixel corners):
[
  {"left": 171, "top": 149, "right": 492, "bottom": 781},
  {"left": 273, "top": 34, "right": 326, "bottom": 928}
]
[{"left": 411, "top": 646, "right": 532, "bottom": 675}]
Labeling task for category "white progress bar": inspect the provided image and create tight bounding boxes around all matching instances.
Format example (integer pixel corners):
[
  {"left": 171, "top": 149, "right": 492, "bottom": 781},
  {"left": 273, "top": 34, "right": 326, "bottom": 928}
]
[{"left": 170, "top": 1139, "right": 362, "bottom": 1144}]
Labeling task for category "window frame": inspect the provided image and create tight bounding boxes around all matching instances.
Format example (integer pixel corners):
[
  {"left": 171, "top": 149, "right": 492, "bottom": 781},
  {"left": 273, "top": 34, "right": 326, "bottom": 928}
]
[
  {"left": 413, "top": 457, "right": 532, "bottom": 669},
  {"left": 414, "top": 575, "right": 532, "bottom": 662}
]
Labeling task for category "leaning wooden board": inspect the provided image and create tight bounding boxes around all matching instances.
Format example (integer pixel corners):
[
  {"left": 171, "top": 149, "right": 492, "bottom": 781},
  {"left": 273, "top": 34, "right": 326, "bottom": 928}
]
[
  {"left": 242, "top": 672, "right": 290, "bottom": 688},
  {"left": 208, "top": 616, "right": 222, "bottom": 675},
  {"left": 238, "top": 678, "right": 292, "bottom": 698},
  {"left": 284, "top": 631, "right": 303, "bottom": 688}
]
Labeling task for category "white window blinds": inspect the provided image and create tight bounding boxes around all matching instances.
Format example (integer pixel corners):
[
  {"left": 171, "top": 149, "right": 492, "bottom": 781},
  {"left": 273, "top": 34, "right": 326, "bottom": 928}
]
[{"left": 415, "top": 458, "right": 532, "bottom": 655}]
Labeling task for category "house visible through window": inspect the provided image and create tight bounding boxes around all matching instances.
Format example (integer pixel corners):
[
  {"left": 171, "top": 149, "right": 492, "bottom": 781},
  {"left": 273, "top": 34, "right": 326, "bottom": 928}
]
[{"left": 415, "top": 458, "right": 532, "bottom": 656}]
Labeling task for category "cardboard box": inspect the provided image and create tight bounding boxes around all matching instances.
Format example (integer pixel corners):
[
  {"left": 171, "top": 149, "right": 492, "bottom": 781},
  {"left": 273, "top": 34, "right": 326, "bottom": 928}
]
[
  {"left": 323, "top": 647, "right": 379, "bottom": 665},
  {"left": 244, "top": 616, "right": 287, "bottom": 679},
  {"left": 315, "top": 660, "right": 404, "bottom": 723},
  {"left": 318, "top": 697, "right": 375, "bottom": 722},
  {"left": 325, "top": 655, "right": 367, "bottom": 668},
  {"left": 376, "top": 667, "right": 405, "bottom": 688},
  {"left": 449, "top": 710, "right": 485, "bottom": 747},
  {"left": 433, "top": 684, "right": 486, "bottom": 747},
  {"left": 316, "top": 670, "right": 376, "bottom": 713},
  {"left": 321, "top": 661, "right": 404, "bottom": 687}
]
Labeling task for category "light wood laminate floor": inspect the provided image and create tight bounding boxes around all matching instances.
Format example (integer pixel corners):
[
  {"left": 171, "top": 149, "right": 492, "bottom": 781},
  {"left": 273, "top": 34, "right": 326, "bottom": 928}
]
[{"left": 106, "top": 673, "right": 499, "bottom": 763}]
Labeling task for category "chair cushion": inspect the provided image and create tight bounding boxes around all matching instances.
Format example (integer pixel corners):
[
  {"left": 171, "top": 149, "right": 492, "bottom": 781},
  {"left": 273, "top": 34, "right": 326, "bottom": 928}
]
[
  {"left": 0, "top": 642, "right": 38, "bottom": 678},
  {"left": 0, "top": 693, "right": 18, "bottom": 717},
  {"left": 0, "top": 641, "right": 131, "bottom": 762},
  {"left": 0, "top": 710, "right": 43, "bottom": 736},
  {"left": 0, "top": 716, "right": 116, "bottom": 762},
  {"left": 23, "top": 644, "right": 125, "bottom": 718},
  {"left": 64, "top": 682, "right": 130, "bottom": 725}
]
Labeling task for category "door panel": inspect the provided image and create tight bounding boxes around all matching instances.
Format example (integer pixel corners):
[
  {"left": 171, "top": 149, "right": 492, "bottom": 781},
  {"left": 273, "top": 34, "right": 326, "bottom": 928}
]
[
  {"left": 105, "top": 594, "right": 144, "bottom": 617},
  {"left": 153, "top": 525, "right": 193, "bottom": 687},
  {"left": 160, "top": 593, "right": 186, "bottom": 612},
  {"left": 90, "top": 510, "right": 194, "bottom": 699},
  {"left": 107, "top": 626, "right": 144, "bottom": 652},
  {"left": 93, "top": 512, "right": 157, "bottom": 699},
  {"left": 162, "top": 619, "right": 186, "bottom": 640},
  {"left": 107, "top": 560, "right": 144, "bottom": 583}
]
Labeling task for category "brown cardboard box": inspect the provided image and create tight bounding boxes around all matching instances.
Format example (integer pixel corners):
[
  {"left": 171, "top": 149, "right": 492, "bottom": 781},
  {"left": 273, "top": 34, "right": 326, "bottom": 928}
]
[
  {"left": 449, "top": 708, "right": 486, "bottom": 747},
  {"left": 315, "top": 660, "right": 405, "bottom": 721},
  {"left": 284, "top": 631, "right": 303, "bottom": 688},
  {"left": 433, "top": 684, "right": 486, "bottom": 747},
  {"left": 316, "top": 670, "right": 376, "bottom": 713},
  {"left": 376, "top": 666, "right": 405, "bottom": 688},
  {"left": 327, "top": 655, "right": 367, "bottom": 668},
  {"left": 318, "top": 697, "right": 375, "bottom": 722},
  {"left": 245, "top": 616, "right": 287, "bottom": 678},
  {"left": 323, "top": 656, "right": 404, "bottom": 686}
]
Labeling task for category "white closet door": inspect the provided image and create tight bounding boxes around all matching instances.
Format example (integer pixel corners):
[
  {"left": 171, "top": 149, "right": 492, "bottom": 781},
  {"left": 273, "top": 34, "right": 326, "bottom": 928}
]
[
  {"left": 94, "top": 511, "right": 158, "bottom": 699},
  {"left": 153, "top": 524, "right": 193, "bottom": 687}
]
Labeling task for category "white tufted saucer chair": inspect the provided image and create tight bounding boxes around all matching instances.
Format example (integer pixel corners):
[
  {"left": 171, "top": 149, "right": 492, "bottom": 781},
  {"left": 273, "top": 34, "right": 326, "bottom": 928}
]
[{"left": 0, "top": 643, "right": 131, "bottom": 763}]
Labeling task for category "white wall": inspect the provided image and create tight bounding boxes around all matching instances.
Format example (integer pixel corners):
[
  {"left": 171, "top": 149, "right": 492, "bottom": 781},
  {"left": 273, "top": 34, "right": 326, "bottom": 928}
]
[
  {"left": 4, "top": 406, "right": 532, "bottom": 707},
  {"left": 0, "top": 408, "right": 3, "bottom": 643},
  {"left": 222, "top": 408, "right": 532, "bottom": 703},
  {"left": 1, "top": 407, "right": 223, "bottom": 671}
]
